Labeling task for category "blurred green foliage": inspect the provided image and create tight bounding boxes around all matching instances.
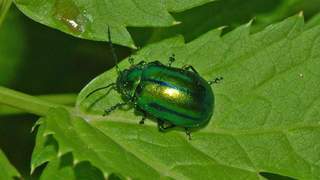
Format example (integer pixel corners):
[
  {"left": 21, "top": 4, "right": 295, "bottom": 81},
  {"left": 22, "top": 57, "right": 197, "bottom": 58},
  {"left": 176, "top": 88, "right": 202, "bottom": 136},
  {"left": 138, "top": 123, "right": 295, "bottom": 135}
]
[
  {"left": 0, "top": 1, "right": 23, "bottom": 85},
  {"left": 1, "top": 0, "right": 320, "bottom": 178}
]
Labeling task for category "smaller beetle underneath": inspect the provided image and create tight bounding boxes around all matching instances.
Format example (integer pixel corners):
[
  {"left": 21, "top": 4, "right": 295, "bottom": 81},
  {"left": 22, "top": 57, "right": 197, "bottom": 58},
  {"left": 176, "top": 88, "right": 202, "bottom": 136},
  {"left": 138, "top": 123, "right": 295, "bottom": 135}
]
[{"left": 85, "top": 28, "right": 223, "bottom": 140}]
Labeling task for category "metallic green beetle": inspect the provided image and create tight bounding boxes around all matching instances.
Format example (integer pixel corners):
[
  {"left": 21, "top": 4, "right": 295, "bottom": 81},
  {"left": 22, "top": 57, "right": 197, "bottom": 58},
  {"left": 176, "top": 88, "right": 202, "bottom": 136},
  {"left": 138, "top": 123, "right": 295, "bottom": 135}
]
[{"left": 86, "top": 28, "right": 222, "bottom": 139}]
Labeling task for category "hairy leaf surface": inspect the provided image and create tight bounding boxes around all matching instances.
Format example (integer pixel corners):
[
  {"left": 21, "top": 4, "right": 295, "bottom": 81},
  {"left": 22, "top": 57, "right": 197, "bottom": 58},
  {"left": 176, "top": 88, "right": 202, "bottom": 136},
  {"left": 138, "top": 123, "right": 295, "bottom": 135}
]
[{"left": 33, "top": 15, "right": 320, "bottom": 179}]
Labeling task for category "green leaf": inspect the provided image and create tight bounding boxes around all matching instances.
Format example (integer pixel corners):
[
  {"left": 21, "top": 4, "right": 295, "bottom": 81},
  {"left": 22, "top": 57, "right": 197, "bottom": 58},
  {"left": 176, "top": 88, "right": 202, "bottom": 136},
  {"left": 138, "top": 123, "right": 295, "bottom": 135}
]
[
  {"left": 131, "top": 0, "right": 320, "bottom": 46},
  {"left": 34, "top": 108, "right": 163, "bottom": 179},
  {"left": 32, "top": 119, "right": 106, "bottom": 180},
  {"left": 31, "top": 119, "right": 58, "bottom": 172},
  {"left": 39, "top": 155, "right": 76, "bottom": 180},
  {"left": 0, "top": 149, "right": 21, "bottom": 179},
  {"left": 39, "top": 153, "right": 105, "bottom": 180},
  {"left": 0, "top": 93, "right": 77, "bottom": 116},
  {"left": 0, "top": 0, "right": 12, "bottom": 26},
  {"left": 35, "top": 15, "right": 320, "bottom": 179},
  {"left": 14, "top": 0, "right": 213, "bottom": 48}
]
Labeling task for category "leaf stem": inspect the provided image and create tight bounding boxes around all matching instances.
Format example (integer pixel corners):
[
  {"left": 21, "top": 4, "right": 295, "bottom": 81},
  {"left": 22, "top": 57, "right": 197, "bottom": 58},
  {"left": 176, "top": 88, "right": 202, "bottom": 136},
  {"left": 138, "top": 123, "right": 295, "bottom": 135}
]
[
  {"left": 0, "top": 93, "right": 77, "bottom": 116},
  {"left": 0, "top": 86, "right": 70, "bottom": 116}
]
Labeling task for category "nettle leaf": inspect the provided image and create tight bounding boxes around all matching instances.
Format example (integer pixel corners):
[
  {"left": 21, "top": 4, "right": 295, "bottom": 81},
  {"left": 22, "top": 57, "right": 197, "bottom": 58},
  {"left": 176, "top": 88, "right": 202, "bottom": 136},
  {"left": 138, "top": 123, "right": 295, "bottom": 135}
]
[
  {"left": 33, "top": 15, "right": 320, "bottom": 179},
  {"left": 14, "top": 0, "right": 213, "bottom": 48},
  {"left": 39, "top": 154, "right": 105, "bottom": 180},
  {"left": 131, "top": 0, "right": 320, "bottom": 46},
  {"left": 0, "top": 149, "right": 21, "bottom": 179},
  {"left": 32, "top": 120, "right": 105, "bottom": 180}
]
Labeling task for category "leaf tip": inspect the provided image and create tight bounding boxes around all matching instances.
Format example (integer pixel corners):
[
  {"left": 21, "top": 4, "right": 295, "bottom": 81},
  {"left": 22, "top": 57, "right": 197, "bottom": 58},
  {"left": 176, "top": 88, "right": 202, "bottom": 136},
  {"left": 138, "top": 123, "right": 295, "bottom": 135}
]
[
  {"left": 43, "top": 132, "right": 53, "bottom": 137},
  {"left": 73, "top": 158, "right": 80, "bottom": 165},
  {"left": 30, "top": 165, "right": 35, "bottom": 174},
  {"left": 103, "top": 172, "right": 109, "bottom": 179},
  {"left": 173, "top": 21, "right": 182, "bottom": 25},
  {"left": 298, "top": 11, "right": 304, "bottom": 18},
  {"left": 130, "top": 44, "right": 138, "bottom": 49},
  {"left": 31, "top": 119, "right": 43, "bottom": 133},
  {"left": 246, "top": 18, "right": 255, "bottom": 27},
  {"left": 57, "top": 151, "right": 64, "bottom": 157},
  {"left": 218, "top": 25, "right": 228, "bottom": 31}
]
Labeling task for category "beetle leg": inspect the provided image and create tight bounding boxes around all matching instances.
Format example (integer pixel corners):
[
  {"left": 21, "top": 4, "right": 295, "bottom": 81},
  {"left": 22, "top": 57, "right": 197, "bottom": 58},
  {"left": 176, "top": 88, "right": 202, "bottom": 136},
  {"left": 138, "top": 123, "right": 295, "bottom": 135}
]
[
  {"left": 136, "top": 60, "right": 147, "bottom": 66},
  {"left": 168, "top": 54, "right": 175, "bottom": 67},
  {"left": 133, "top": 104, "right": 147, "bottom": 125},
  {"left": 128, "top": 56, "right": 134, "bottom": 65},
  {"left": 139, "top": 116, "right": 146, "bottom": 125},
  {"left": 103, "top": 102, "right": 127, "bottom": 116},
  {"left": 208, "top": 77, "right": 223, "bottom": 85},
  {"left": 182, "top": 65, "right": 199, "bottom": 75},
  {"left": 185, "top": 128, "right": 192, "bottom": 140},
  {"left": 157, "top": 120, "right": 165, "bottom": 131},
  {"left": 163, "top": 124, "right": 176, "bottom": 130},
  {"left": 139, "top": 111, "right": 147, "bottom": 125},
  {"left": 152, "top": 61, "right": 163, "bottom": 66},
  {"left": 158, "top": 120, "right": 175, "bottom": 131}
]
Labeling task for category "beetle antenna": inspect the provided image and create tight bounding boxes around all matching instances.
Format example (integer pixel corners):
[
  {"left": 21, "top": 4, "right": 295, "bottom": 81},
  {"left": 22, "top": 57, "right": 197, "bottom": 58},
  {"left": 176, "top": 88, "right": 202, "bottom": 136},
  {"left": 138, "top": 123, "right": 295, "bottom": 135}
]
[
  {"left": 108, "top": 26, "right": 121, "bottom": 74},
  {"left": 85, "top": 83, "right": 116, "bottom": 99}
]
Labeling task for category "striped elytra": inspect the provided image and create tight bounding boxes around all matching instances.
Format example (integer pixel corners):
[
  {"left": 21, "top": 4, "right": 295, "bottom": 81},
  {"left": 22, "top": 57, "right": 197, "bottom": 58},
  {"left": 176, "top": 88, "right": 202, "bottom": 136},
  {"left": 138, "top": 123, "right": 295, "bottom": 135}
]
[
  {"left": 115, "top": 61, "right": 215, "bottom": 130},
  {"left": 134, "top": 62, "right": 214, "bottom": 128}
]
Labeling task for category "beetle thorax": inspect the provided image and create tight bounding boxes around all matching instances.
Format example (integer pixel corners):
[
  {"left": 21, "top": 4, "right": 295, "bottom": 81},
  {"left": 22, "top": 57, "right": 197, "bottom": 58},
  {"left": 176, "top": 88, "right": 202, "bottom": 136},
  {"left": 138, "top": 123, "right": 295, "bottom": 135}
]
[{"left": 116, "top": 67, "right": 143, "bottom": 101}]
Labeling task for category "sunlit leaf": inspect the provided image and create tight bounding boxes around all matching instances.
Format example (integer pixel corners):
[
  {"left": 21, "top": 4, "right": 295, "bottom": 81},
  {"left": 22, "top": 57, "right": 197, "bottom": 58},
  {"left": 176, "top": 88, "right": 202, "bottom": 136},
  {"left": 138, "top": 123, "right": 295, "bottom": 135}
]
[
  {"left": 33, "top": 15, "right": 320, "bottom": 179},
  {"left": 14, "top": 0, "right": 214, "bottom": 47}
]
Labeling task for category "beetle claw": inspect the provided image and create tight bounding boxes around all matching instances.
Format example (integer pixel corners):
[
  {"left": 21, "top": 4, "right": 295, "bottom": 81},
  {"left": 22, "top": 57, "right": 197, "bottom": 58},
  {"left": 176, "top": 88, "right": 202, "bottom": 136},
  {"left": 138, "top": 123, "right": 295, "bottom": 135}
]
[
  {"left": 139, "top": 118, "right": 145, "bottom": 125},
  {"left": 157, "top": 120, "right": 165, "bottom": 132},
  {"left": 208, "top": 77, "right": 223, "bottom": 85},
  {"left": 168, "top": 54, "right": 175, "bottom": 67},
  {"left": 185, "top": 128, "right": 192, "bottom": 140},
  {"left": 128, "top": 57, "right": 134, "bottom": 65}
]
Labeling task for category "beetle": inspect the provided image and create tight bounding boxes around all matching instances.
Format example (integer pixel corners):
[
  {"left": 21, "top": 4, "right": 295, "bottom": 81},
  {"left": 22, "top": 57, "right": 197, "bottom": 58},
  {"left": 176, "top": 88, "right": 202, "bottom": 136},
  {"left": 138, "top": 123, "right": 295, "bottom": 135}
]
[{"left": 85, "top": 27, "right": 222, "bottom": 139}]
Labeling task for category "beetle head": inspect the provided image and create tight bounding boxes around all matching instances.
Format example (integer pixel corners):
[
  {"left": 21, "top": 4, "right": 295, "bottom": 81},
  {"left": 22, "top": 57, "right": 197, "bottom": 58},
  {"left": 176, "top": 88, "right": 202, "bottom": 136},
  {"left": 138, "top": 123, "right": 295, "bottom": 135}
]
[{"left": 116, "top": 66, "right": 143, "bottom": 101}]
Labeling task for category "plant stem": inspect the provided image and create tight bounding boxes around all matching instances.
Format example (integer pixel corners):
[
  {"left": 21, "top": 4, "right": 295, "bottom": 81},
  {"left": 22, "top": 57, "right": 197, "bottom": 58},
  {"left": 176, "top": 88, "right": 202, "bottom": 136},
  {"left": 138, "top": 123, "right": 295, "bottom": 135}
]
[
  {"left": 0, "top": 86, "right": 69, "bottom": 116},
  {"left": 0, "top": 93, "right": 77, "bottom": 116},
  {"left": 37, "top": 93, "right": 77, "bottom": 106}
]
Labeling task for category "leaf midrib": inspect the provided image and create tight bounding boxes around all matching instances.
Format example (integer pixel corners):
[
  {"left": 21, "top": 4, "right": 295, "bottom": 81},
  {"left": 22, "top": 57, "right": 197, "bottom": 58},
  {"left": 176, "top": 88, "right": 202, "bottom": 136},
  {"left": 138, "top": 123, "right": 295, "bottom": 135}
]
[
  {"left": 93, "top": 122, "right": 260, "bottom": 179},
  {"left": 91, "top": 120, "right": 320, "bottom": 179},
  {"left": 91, "top": 123, "right": 190, "bottom": 179}
]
